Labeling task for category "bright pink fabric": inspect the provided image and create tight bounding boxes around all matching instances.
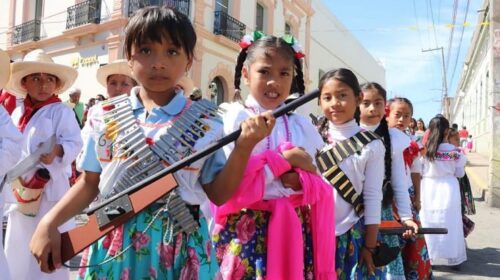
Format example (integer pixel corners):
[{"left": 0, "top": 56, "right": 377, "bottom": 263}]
[{"left": 214, "top": 143, "right": 336, "bottom": 280}]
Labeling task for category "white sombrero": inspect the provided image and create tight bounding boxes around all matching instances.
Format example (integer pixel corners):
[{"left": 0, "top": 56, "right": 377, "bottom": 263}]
[
  {"left": 0, "top": 49, "right": 10, "bottom": 89},
  {"left": 7, "top": 49, "right": 77, "bottom": 97},
  {"left": 96, "top": 59, "right": 136, "bottom": 87}
]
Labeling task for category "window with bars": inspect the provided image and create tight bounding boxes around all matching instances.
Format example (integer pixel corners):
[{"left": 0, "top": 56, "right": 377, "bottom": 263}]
[{"left": 256, "top": 3, "right": 264, "bottom": 32}]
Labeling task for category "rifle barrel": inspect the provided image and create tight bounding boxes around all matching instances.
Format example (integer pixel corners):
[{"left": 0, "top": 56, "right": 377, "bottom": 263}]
[
  {"left": 85, "top": 89, "right": 320, "bottom": 215},
  {"left": 380, "top": 227, "right": 448, "bottom": 235}
]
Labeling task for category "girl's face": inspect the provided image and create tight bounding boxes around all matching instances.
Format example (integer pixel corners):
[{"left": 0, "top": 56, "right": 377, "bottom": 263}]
[
  {"left": 417, "top": 120, "right": 424, "bottom": 130},
  {"left": 449, "top": 133, "right": 460, "bottom": 147},
  {"left": 359, "top": 88, "right": 385, "bottom": 126},
  {"left": 128, "top": 37, "right": 192, "bottom": 96},
  {"left": 242, "top": 48, "right": 294, "bottom": 110},
  {"left": 21, "top": 73, "right": 60, "bottom": 103},
  {"left": 319, "top": 78, "right": 361, "bottom": 125},
  {"left": 106, "top": 74, "right": 135, "bottom": 98},
  {"left": 409, "top": 120, "right": 416, "bottom": 129},
  {"left": 387, "top": 101, "right": 412, "bottom": 131}
]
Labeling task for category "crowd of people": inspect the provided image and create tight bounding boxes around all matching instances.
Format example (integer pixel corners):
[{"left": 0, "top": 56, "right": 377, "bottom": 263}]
[{"left": 0, "top": 6, "right": 477, "bottom": 280}]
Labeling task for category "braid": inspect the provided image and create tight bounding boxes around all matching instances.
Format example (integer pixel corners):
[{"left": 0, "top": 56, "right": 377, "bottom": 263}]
[
  {"left": 375, "top": 117, "right": 394, "bottom": 207},
  {"left": 294, "top": 57, "right": 305, "bottom": 95},
  {"left": 318, "top": 117, "right": 329, "bottom": 143},
  {"left": 234, "top": 48, "right": 248, "bottom": 91}
]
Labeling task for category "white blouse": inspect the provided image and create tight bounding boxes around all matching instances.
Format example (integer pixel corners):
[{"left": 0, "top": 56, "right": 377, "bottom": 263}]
[
  {"left": 418, "top": 143, "right": 467, "bottom": 178},
  {"left": 360, "top": 123, "right": 413, "bottom": 221},
  {"left": 222, "top": 95, "right": 325, "bottom": 199},
  {"left": 324, "top": 119, "right": 385, "bottom": 235}
]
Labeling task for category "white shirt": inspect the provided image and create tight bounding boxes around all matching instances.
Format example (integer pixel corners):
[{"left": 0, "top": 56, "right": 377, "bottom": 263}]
[
  {"left": 418, "top": 143, "right": 467, "bottom": 178},
  {"left": 324, "top": 119, "right": 385, "bottom": 235},
  {"left": 7, "top": 103, "right": 83, "bottom": 203},
  {"left": 222, "top": 95, "right": 325, "bottom": 199},
  {"left": 360, "top": 123, "right": 413, "bottom": 221}
]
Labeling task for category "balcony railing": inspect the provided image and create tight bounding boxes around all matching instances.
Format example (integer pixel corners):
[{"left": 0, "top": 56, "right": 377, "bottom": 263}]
[
  {"left": 12, "top": 19, "right": 41, "bottom": 45},
  {"left": 66, "top": 0, "right": 101, "bottom": 29},
  {"left": 214, "top": 10, "right": 246, "bottom": 42},
  {"left": 128, "top": 0, "right": 190, "bottom": 17}
]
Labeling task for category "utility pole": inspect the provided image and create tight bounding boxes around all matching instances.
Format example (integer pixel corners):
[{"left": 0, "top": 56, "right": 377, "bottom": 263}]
[{"left": 422, "top": 47, "right": 449, "bottom": 118}]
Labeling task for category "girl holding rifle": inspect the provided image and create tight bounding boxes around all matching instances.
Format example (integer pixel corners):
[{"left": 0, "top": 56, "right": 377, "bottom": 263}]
[{"left": 212, "top": 32, "right": 335, "bottom": 279}]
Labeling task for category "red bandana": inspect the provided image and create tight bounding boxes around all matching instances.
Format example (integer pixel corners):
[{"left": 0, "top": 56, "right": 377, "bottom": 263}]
[
  {"left": 0, "top": 89, "right": 17, "bottom": 115},
  {"left": 403, "top": 140, "right": 421, "bottom": 168},
  {"left": 18, "top": 95, "right": 61, "bottom": 132}
]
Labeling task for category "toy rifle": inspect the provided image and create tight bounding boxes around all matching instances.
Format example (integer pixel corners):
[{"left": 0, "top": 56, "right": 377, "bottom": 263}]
[
  {"left": 379, "top": 220, "right": 448, "bottom": 235},
  {"left": 60, "top": 89, "right": 320, "bottom": 263}
]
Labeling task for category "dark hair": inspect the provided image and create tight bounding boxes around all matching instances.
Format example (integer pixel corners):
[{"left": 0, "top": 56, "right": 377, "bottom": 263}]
[
  {"left": 124, "top": 6, "right": 196, "bottom": 60},
  {"left": 387, "top": 97, "right": 413, "bottom": 116},
  {"left": 452, "top": 123, "right": 458, "bottom": 130},
  {"left": 317, "top": 68, "right": 361, "bottom": 142},
  {"left": 417, "top": 118, "right": 426, "bottom": 130},
  {"left": 360, "top": 82, "right": 393, "bottom": 207},
  {"left": 234, "top": 36, "right": 305, "bottom": 95},
  {"left": 425, "top": 115, "right": 450, "bottom": 161}
]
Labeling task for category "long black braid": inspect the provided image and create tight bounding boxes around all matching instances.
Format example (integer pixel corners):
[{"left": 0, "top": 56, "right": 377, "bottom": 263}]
[
  {"left": 233, "top": 36, "right": 306, "bottom": 97},
  {"left": 361, "top": 82, "right": 394, "bottom": 207}
]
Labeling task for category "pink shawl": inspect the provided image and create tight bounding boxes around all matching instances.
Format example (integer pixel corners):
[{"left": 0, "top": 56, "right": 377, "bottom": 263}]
[{"left": 213, "top": 143, "right": 336, "bottom": 279}]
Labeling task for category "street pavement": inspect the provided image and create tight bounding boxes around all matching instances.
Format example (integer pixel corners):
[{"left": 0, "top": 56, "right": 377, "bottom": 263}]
[{"left": 69, "top": 152, "right": 500, "bottom": 279}]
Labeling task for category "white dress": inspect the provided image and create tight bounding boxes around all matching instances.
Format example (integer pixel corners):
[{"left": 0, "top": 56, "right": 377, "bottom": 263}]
[
  {"left": 418, "top": 143, "right": 467, "bottom": 266},
  {"left": 0, "top": 105, "right": 23, "bottom": 280},
  {"left": 4, "top": 102, "right": 83, "bottom": 280}
]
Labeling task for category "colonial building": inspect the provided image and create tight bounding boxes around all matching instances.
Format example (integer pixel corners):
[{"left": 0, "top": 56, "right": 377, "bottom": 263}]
[
  {"left": 451, "top": 0, "right": 500, "bottom": 207},
  {"left": 0, "top": 0, "right": 384, "bottom": 116}
]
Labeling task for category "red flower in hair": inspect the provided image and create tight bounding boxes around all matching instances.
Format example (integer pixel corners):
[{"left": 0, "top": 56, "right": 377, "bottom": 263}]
[{"left": 384, "top": 104, "right": 391, "bottom": 117}]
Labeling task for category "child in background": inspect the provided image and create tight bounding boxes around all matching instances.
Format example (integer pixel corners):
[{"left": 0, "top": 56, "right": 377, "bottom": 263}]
[
  {"left": 0, "top": 48, "right": 22, "bottom": 280},
  {"left": 418, "top": 115, "right": 467, "bottom": 270},
  {"left": 467, "top": 135, "right": 473, "bottom": 153},
  {"left": 213, "top": 32, "right": 335, "bottom": 280},
  {"left": 4, "top": 48, "right": 82, "bottom": 280},
  {"left": 30, "top": 7, "right": 272, "bottom": 279},
  {"left": 359, "top": 83, "right": 418, "bottom": 280},
  {"left": 387, "top": 97, "right": 432, "bottom": 280},
  {"left": 317, "top": 68, "right": 385, "bottom": 279}
]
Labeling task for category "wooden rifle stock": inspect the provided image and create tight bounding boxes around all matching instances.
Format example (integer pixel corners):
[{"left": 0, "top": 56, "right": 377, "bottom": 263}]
[
  {"left": 60, "top": 89, "right": 320, "bottom": 263},
  {"left": 379, "top": 220, "right": 448, "bottom": 235}
]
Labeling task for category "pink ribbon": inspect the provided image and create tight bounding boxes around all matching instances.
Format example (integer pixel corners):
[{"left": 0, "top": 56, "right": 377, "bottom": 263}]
[{"left": 214, "top": 143, "right": 336, "bottom": 279}]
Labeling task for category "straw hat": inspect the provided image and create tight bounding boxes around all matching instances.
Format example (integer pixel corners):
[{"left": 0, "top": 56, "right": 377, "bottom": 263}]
[
  {"left": 96, "top": 59, "right": 136, "bottom": 87},
  {"left": 7, "top": 49, "right": 77, "bottom": 97},
  {"left": 0, "top": 49, "right": 10, "bottom": 89},
  {"left": 177, "top": 76, "right": 195, "bottom": 95}
]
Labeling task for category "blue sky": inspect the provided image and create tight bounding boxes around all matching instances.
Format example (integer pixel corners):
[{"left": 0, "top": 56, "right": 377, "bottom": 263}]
[{"left": 324, "top": 0, "right": 484, "bottom": 123}]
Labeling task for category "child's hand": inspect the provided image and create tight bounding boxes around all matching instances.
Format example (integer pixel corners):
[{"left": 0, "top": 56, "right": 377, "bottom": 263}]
[
  {"left": 30, "top": 219, "right": 61, "bottom": 273},
  {"left": 280, "top": 171, "right": 301, "bottom": 191},
  {"left": 40, "top": 144, "right": 63, "bottom": 165},
  {"left": 236, "top": 111, "right": 275, "bottom": 151},
  {"left": 281, "top": 147, "right": 316, "bottom": 173},
  {"left": 402, "top": 219, "right": 419, "bottom": 239}
]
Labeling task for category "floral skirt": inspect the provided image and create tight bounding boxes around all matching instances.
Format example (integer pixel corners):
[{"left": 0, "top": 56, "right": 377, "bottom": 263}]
[
  {"left": 381, "top": 205, "right": 405, "bottom": 280},
  {"left": 77, "top": 203, "right": 218, "bottom": 280},
  {"left": 212, "top": 207, "right": 314, "bottom": 280},
  {"left": 336, "top": 217, "right": 385, "bottom": 280},
  {"left": 401, "top": 186, "right": 432, "bottom": 280}
]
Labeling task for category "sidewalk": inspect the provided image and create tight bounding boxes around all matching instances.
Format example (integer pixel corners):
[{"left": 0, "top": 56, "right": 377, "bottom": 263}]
[{"left": 433, "top": 151, "right": 500, "bottom": 279}]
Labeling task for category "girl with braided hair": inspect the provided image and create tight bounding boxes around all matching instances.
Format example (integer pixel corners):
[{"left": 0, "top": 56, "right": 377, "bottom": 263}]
[
  {"left": 359, "top": 83, "right": 419, "bottom": 279},
  {"left": 212, "top": 32, "right": 335, "bottom": 280},
  {"left": 317, "top": 68, "right": 385, "bottom": 279}
]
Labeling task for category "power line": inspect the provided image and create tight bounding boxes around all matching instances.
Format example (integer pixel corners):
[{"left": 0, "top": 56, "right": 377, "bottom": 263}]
[
  {"left": 413, "top": 0, "right": 424, "bottom": 50},
  {"left": 449, "top": 0, "right": 471, "bottom": 91},
  {"left": 428, "top": 0, "right": 439, "bottom": 47},
  {"left": 446, "top": 0, "right": 459, "bottom": 79}
]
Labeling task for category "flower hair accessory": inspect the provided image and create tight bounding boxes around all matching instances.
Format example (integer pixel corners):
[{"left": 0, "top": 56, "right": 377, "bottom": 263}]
[
  {"left": 384, "top": 104, "right": 391, "bottom": 117},
  {"left": 281, "top": 34, "right": 305, "bottom": 59},
  {"left": 239, "top": 31, "right": 266, "bottom": 49}
]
